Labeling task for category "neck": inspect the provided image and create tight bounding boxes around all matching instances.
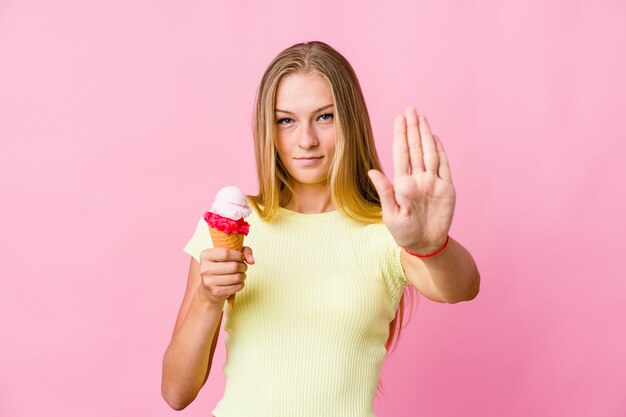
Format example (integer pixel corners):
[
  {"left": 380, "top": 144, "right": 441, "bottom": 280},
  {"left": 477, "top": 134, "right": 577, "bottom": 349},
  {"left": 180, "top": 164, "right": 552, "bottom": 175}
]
[{"left": 282, "top": 184, "right": 334, "bottom": 214}]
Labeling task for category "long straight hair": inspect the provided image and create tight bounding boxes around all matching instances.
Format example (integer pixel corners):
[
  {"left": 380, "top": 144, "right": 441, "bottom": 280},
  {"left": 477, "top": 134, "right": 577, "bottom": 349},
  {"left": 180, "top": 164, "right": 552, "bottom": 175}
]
[{"left": 248, "top": 41, "right": 418, "bottom": 392}]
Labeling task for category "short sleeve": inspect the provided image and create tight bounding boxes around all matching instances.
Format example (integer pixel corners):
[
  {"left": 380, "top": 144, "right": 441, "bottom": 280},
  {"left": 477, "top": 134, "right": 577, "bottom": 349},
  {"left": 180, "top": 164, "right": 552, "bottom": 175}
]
[
  {"left": 380, "top": 227, "right": 410, "bottom": 307},
  {"left": 182, "top": 217, "right": 214, "bottom": 263}
]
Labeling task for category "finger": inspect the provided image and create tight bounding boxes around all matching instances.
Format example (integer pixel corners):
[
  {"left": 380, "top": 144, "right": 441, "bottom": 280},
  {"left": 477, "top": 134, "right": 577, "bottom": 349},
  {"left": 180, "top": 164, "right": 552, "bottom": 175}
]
[
  {"left": 230, "top": 281, "right": 246, "bottom": 293},
  {"left": 214, "top": 272, "right": 247, "bottom": 286},
  {"left": 203, "top": 247, "right": 245, "bottom": 263},
  {"left": 218, "top": 281, "right": 246, "bottom": 298},
  {"left": 242, "top": 246, "right": 255, "bottom": 264},
  {"left": 418, "top": 114, "right": 439, "bottom": 174},
  {"left": 203, "top": 260, "right": 247, "bottom": 276},
  {"left": 405, "top": 107, "right": 424, "bottom": 173},
  {"left": 392, "top": 114, "right": 410, "bottom": 177},
  {"left": 434, "top": 135, "right": 453, "bottom": 183},
  {"left": 367, "top": 169, "right": 398, "bottom": 218}
]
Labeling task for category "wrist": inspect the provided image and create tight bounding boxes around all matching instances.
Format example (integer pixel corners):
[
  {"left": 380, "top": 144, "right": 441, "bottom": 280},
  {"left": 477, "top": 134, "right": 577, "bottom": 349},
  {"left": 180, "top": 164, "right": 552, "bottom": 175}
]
[
  {"left": 404, "top": 235, "right": 450, "bottom": 258},
  {"left": 194, "top": 287, "right": 225, "bottom": 311}
]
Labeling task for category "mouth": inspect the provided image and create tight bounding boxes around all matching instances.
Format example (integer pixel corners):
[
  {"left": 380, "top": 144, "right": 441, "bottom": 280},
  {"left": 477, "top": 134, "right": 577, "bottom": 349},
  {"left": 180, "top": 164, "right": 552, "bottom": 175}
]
[{"left": 294, "top": 156, "right": 323, "bottom": 166}]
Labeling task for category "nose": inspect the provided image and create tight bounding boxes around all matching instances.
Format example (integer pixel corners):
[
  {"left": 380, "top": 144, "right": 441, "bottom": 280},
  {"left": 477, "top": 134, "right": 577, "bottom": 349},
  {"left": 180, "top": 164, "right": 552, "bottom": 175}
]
[{"left": 297, "top": 123, "right": 318, "bottom": 149}]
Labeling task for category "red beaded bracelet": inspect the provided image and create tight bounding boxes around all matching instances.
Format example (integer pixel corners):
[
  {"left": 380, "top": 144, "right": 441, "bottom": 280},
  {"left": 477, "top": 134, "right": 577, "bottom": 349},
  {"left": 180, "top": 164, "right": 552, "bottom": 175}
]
[{"left": 403, "top": 235, "right": 450, "bottom": 258}]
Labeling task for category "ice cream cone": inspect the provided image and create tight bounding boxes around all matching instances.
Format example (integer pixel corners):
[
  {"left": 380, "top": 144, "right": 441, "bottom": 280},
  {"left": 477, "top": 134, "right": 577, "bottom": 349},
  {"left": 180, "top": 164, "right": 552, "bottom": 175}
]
[{"left": 208, "top": 227, "right": 245, "bottom": 251}]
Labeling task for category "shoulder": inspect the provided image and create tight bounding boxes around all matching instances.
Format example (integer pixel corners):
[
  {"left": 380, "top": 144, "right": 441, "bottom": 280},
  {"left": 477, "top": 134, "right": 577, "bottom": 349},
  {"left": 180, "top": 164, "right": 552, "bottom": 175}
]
[{"left": 357, "top": 220, "right": 394, "bottom": 244}]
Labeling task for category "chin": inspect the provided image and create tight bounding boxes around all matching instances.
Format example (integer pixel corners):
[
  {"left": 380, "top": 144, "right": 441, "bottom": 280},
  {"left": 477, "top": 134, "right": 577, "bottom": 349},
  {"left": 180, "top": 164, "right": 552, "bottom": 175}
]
[{"left": 290, "top": 176, "right": 329, "bottom": 187}]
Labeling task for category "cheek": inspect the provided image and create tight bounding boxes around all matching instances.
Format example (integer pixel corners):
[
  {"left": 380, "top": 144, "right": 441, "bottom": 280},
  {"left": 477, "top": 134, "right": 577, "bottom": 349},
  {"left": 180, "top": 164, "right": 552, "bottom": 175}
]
[
  {"left": 275, "top": 134, "right": 289, "bottom": 155},
  {"left": 322, "top": 130, "right": 336, "bottom": 152}
]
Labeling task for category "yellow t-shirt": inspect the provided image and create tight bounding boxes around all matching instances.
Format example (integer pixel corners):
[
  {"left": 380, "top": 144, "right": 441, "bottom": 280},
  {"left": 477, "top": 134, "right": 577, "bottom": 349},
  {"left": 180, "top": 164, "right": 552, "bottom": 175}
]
[{"left": 183, "top": 205, "right": 409, "bottom": 417}]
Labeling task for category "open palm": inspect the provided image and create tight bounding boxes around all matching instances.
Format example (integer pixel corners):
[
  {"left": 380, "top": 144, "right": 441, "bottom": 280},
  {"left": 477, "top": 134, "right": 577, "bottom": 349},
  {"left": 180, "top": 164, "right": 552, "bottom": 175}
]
[{"left": 368, "top": 107, "right": 456, "bottom": 254}]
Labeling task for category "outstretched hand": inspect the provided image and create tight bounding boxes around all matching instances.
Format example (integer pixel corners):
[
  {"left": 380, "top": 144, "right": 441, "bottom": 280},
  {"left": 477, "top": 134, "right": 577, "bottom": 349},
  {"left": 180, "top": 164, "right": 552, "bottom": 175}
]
[{"left": 368, "top": 107, "right": 456, "bottom": 254}]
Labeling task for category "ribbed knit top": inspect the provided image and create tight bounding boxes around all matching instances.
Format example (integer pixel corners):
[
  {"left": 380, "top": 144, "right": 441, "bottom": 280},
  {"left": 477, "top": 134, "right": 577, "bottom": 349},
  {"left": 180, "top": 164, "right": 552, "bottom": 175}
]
[{"left": 183, "top": 204, "right": 409, "bottom": 417}]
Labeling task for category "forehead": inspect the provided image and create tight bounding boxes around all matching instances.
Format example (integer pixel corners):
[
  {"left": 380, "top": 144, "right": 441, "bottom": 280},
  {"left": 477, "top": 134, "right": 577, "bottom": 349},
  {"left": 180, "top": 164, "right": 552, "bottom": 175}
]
[{"left": 275, "top": 73, "right": 333, "bottom": 112}]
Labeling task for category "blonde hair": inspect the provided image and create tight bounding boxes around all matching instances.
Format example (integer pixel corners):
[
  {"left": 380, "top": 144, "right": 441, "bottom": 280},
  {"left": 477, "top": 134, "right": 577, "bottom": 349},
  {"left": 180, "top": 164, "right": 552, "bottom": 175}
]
[{"left": 248, "top": 41, "right": 418, "bottom": 391}]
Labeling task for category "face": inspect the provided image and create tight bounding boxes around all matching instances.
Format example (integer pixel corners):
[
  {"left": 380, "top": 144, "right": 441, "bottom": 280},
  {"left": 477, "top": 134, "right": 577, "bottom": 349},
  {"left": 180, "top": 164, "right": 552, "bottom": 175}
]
[{"left": 274, "top": 72, "right": 336, "bottom": 192}]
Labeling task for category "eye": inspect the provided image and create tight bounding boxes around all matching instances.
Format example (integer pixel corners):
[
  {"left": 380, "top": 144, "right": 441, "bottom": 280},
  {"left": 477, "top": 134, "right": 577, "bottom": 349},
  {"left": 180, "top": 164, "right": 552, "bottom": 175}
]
[
  {"left": 277, "top": 117, "right": 294, "bottom": 125},
  {"left": 318, "top": 113, "right": 334, "bottom": 122}
]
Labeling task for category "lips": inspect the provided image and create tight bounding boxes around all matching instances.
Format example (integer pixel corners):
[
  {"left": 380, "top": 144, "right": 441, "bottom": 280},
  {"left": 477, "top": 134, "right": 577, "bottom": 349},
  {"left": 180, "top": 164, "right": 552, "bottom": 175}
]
[{"left": 293, "top": 156, "right": 323, "bottom": 166}]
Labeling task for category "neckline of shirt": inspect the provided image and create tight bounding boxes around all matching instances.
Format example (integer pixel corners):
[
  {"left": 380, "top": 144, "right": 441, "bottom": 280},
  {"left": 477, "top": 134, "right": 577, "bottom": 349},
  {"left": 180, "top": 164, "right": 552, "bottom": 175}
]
[{"left": 277, "top": 206, "right": 341, "bottom": 221}]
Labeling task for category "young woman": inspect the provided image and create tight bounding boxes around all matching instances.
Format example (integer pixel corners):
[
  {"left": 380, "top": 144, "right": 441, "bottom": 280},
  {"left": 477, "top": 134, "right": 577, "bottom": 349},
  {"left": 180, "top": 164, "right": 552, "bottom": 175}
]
[{"left": 162, "top": 41, "right": 480, "bottom": 416}]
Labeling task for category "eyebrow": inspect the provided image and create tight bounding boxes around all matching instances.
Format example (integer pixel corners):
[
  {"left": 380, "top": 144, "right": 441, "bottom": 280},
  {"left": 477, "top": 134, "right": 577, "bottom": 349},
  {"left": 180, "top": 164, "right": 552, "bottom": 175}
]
[{"left": 275, "top": 104, "right": 334, "bottom": 115}]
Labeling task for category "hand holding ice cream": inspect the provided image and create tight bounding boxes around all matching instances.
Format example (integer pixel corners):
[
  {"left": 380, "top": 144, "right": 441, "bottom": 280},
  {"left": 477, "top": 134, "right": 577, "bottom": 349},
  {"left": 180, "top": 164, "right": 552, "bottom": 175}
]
[{"left": 203, "top": 186, "right": 252, "bottom": 309}]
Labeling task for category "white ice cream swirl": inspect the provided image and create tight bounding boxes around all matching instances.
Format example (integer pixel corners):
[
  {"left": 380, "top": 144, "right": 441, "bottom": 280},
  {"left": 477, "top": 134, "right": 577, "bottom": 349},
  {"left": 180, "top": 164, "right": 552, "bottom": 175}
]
[{"left": 210, "top": 186, "right": 252, "bottom": 220}]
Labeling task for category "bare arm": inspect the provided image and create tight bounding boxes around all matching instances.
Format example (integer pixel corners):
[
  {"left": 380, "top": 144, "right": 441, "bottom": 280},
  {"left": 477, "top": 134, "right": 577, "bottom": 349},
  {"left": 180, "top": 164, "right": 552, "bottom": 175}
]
[
  {"left": 161, "top": 247, "right": 253, "bottom": 410},
  {"left": 161, "top": 258, "right": 223, "bottom": 410}
]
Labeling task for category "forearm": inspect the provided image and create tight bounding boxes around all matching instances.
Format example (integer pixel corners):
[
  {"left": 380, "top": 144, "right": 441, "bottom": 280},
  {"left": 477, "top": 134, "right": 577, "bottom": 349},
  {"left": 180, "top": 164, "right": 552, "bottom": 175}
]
[
  {"left": 161, "top": 289, "right": 224, "bottom": 409},
  {"left": 408, "top": 236, "right": 480, "bottom": 303}
]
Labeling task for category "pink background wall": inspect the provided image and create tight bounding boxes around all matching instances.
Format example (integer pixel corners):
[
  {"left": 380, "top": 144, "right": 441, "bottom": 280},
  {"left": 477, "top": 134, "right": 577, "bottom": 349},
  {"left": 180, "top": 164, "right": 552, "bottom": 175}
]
[{"left": 1, "top": 1, "right": 625, "bottom": 416}]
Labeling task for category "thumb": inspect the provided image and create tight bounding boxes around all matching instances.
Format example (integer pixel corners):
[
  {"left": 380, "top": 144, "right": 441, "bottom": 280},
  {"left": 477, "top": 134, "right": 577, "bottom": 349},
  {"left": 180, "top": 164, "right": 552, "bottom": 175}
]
[
  {"left": 242, "top": 246, "right": 255, "bottom": 264},
  {"left": 367, "top": 169, "right": 397, "bottom": 217}
]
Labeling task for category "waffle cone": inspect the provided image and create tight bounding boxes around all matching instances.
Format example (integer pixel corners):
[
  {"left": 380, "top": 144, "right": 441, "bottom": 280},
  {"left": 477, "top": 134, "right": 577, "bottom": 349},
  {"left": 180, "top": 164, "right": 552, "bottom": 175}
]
[{"left": 208, "top": 227, "right": 245, "bottom": 309}]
